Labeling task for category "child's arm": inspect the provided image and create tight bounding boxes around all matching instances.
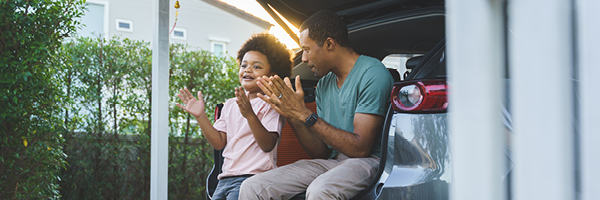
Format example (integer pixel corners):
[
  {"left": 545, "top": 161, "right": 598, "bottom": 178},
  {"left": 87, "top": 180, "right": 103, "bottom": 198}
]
[
  {"left": 176, "top": 88, "right": 227, "bottom": 150},
  {"left": 235, "top": 87, "right": 279, "bottom": 152}
]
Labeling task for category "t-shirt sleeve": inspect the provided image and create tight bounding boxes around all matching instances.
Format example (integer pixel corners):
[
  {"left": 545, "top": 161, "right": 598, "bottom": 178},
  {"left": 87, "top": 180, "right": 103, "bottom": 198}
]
[
  {"left": 259, "top": 102, "right": 284, "bottom": 135},
  {"left": 315, "top": 85, "right": 322, "bottom": 116},
  {"left": 356, "top": 65, "right": 393, "bottom": 116}
]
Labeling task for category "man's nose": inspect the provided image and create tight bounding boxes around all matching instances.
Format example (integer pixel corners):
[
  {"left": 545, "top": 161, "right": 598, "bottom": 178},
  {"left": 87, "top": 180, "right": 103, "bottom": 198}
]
[{"left": 301, "top": 52, "right": 308, "bottom": 63}]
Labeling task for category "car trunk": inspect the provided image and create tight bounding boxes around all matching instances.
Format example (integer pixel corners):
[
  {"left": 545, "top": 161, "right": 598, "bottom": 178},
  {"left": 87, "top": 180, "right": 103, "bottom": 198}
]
[{"left": 257, "top": 0, "right": 445, "bottom": 84}]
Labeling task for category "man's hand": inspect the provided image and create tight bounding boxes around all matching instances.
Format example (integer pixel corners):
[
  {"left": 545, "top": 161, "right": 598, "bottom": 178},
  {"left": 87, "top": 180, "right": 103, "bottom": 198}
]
[
  {"left": 176, "top": 88, "right": 205, "bottom": 118},
  {"left": 257, "top": 75, "right": 312, "bottom": 121},
  {"left": 235, "top": 87, "right": 254, "bottom": 118}
]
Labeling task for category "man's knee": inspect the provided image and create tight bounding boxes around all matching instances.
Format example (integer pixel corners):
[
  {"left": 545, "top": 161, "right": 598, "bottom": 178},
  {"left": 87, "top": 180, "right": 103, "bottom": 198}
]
[
  {"left": 239, "top": 177, "right": 259, "bottom": 198},
  {"left": 306, "top": 182, "right": 341, "bottom": 200}
]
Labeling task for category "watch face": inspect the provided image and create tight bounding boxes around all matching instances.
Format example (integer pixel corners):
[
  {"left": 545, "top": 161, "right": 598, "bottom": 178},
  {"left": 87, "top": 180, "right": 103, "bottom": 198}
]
[{"left": 305, "top": 113, "right": 318, "bottom": 127}]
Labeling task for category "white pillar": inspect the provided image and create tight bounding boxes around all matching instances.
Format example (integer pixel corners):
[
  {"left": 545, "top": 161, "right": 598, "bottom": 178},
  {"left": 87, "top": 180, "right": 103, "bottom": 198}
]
[
  {"left": 577, "top": 0, "right": 600, "bottom": 199},
  {"left": 509, "top": 1, "right": 575, "bottom": 200},
  {"left": 151, "top": 0, "right": 170, "bottom": 199},
  {"left": 447, "top": 0, "right": 506, "bottom": 200}
]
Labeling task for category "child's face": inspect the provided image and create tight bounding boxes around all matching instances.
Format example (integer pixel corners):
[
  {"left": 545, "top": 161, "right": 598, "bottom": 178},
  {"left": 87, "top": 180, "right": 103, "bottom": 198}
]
[{"left": 239, "top": 51, "right": 272, "bottom": 94}]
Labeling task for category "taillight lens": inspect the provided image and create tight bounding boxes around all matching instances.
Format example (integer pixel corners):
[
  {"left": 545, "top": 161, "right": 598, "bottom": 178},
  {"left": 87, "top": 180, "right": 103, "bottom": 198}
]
[{"left": 391, "top": 80, "right": 448, "bottom": 113}]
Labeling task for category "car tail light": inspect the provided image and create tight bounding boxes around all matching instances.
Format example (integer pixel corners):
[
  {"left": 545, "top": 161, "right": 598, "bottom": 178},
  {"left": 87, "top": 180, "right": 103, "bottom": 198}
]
[{"left": 391, "top": 80, "right": 448, "bottom": 113}]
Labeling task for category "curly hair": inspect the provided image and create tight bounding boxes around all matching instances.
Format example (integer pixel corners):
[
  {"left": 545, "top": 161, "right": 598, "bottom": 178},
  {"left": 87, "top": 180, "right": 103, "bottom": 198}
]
[
  {"left": 236, "top": 33, "right": 293, "bottom": 78},
  {"left": 299, "top": 10, "right": 351, "bottom": 48}
]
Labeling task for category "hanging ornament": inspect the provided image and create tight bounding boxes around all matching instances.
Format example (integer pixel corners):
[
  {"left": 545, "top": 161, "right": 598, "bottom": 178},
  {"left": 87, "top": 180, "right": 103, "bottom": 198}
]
[{"left": 170, "top": 0, "right": 180, "bottom": 34}]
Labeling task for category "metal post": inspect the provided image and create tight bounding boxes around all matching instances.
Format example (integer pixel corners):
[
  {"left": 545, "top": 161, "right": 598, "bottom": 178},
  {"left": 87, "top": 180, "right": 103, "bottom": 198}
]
[
  {"left": 151, "top": 0, "right": 170, "bottom": 199},
  {"left": 447, "top": 0, "right": 506, "bottom": 200},
  {"left": 509, "top": 1, "right": 575, "bottom": 200},
  {"left": 576, "top": 0, "right": 600, "bottom": 199}
]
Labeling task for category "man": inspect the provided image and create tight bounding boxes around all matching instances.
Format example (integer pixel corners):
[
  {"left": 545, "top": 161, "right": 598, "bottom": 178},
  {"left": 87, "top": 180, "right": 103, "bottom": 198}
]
[{"left": 239, "top": 10, "right": 393, "bottom": 200}]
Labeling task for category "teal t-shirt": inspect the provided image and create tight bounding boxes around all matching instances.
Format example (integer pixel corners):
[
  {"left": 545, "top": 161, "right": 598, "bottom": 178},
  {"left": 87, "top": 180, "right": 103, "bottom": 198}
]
[{"left": 315, "top": 55, "right": 393, "bottom": 158}]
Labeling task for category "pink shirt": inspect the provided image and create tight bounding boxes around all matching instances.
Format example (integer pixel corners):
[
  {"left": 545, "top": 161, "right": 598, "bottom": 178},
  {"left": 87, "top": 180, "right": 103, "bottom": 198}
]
[{"left": 213, "top": 97, "right": 284, "bottom": 179}]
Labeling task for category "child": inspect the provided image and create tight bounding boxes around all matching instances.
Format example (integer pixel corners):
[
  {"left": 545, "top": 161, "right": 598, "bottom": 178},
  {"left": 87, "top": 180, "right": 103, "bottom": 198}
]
[{"left": 176, "top": 33, "right": 292, "bottom": 200}]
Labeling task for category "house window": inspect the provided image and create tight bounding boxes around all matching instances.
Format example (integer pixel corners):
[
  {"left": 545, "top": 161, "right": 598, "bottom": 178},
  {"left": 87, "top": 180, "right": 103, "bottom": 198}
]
[
  {"left": 212, "top": 42, "right": 226, "bottom": 55},
  {"left": 209, "top": 37, "right": 230, "bottom": 56},
  {"left": 171, "top": 28, "right": 187, "bottom": 40},
  {"left": 115, "top": 19, "right": 133, "bottom": 32},
  {"left": 77, "top": 0, "right": 109, "bottom": 38}
]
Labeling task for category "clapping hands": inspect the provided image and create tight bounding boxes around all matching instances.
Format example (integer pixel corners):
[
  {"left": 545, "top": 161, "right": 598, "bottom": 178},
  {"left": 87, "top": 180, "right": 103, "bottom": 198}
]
[
  {"left": 176, "top": 88, "right": 205, "bottom": 118},
  {"left": 256, "top": 75, "right": 308, "bottom": 120},
  {"left": 235, "top": 87, "right": 254, "bottom": 118}
]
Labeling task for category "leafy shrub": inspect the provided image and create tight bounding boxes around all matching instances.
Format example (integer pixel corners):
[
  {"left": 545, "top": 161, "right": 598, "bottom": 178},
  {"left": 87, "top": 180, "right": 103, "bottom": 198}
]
[
  {"left": 0, "top": 0, "right": 84, "bottom": 199},
  {"left": 56, "top": 36, "right": 239, "bottom": 199}
]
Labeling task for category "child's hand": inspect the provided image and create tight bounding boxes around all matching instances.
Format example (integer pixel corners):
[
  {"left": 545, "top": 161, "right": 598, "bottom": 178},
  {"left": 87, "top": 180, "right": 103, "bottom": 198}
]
[
  {"left": 176, "top": 88, "right": 205, "bottom": 118},
  {"left": 235, "top": 87, "right": 254, "bottom": 118}
]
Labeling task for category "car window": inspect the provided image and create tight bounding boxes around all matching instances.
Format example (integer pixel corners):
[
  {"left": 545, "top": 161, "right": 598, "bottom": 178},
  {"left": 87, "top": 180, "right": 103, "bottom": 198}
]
[
  {"left": 382, "top": 54, "right": 424, "bottom": 81},
  {"left": 406, "top": 46, "right": 446, "bottom": 80}
]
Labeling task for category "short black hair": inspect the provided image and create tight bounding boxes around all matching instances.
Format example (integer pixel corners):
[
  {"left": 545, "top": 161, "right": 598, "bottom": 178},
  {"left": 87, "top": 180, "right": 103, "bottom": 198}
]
[
  {"left": 237, "top": 33, "right": 292, "bottom": 78},
  {"left": 300, "top": 10, "right": 351, "bottom": 48}
]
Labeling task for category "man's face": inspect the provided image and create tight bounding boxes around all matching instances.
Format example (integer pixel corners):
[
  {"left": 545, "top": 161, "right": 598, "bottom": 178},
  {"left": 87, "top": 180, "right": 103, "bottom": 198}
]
[{"left": 299, "top": 29, "right": 328, "bottom": 78}]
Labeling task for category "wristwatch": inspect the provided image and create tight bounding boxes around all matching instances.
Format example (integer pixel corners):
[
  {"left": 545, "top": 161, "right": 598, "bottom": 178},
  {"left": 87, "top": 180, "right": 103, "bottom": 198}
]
[{"left": 304, "top": 113, "right": 318, "bottom": 127}]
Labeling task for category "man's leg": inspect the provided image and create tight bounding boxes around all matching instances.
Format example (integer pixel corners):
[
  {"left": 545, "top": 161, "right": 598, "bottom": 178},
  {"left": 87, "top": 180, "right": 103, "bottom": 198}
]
[
  {"left": 305, "top": 155, "right": 379, "bottom": 200},
  {"left": 239, "top": 159, "right": 340, "bottom": 200}
]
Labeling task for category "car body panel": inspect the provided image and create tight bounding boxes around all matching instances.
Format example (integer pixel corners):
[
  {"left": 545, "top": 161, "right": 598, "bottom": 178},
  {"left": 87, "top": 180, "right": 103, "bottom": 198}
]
[{"left": 376, "top": 113, "right": 449, "bottom": 199}]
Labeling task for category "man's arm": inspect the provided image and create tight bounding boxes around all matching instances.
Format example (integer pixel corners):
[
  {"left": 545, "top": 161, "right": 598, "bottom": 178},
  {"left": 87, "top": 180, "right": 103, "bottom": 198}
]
[
  {"left": 286, "top": 117, "right": 331, "bottom": 159},
  {"left": 305, "top": 112, "right": 383, "bottom": 158},
  {"left": 281, "top": 107, "right": 383, "bottom": 159},
  {"left": 257, "top": 75, "right": 383, "bottom": 158},
  {"left": 256, "top": 75, "right": 331, "bottom": 158}
]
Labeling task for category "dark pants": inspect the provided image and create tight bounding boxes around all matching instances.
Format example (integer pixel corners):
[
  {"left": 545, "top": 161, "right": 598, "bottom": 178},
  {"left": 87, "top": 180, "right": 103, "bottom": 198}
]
[{"left": 212, "top": 175, "right": 252, "bottom": 200}]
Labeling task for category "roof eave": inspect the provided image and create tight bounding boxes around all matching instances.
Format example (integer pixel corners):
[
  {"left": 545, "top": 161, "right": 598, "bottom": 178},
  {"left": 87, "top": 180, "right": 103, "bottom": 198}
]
[{"left": 202, "top": 0, "right": 273, "bottom": 30}]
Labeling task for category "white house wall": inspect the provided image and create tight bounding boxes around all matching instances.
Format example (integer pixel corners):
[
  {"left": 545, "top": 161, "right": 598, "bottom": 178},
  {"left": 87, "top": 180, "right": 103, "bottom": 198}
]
[{"left": 80, "top": 0, "right": 271, "bottom": 58}]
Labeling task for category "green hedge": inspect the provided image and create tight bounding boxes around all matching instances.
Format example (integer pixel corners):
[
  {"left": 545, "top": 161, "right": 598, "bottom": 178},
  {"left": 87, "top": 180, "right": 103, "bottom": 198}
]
[
  {"left": 0, "top": 0, "right": 83, "bottom": 199},
  {"left": 1, "top": 0, "right": 239, "bottom": 198},
  {"left": 56, "top": 36, "right": 239, "bottom": 199}
]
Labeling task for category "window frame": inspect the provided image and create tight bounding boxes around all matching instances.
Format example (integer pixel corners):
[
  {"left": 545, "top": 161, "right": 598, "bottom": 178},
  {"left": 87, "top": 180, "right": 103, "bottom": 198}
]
[
  {"left": 211, "top": 41, "right": 226, "bottom": 55},
  {"left": 115, "top": 19, "right": 133, "bottom": 32},
  {"left": 209, "top": 37, "right": 230, "bottom": 56},
  {"left": 170, "top": 28, "right": 187, "bottom": 40}
]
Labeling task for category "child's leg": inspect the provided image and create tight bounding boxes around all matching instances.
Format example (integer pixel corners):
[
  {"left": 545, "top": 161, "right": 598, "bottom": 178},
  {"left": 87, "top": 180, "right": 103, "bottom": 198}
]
[{"left": 212, "top": 176, "right": 252, "bottom": 200}]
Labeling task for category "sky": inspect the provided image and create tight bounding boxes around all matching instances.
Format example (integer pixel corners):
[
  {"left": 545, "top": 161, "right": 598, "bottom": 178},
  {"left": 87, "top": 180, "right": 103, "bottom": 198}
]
[{"left": 219, "top": 0, "right": 300, "bottom": 50}]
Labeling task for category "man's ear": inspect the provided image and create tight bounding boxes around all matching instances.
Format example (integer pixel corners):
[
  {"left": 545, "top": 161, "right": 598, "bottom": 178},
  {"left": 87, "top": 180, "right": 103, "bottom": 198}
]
[{"left": 324, "top": 37, "right": 335, "bottom": 50}]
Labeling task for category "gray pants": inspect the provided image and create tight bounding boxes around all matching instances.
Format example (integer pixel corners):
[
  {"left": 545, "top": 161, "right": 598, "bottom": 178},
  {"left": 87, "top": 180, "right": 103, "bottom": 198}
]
[{"left": 239, "top": 154, "right": 379, "bottom": 200}]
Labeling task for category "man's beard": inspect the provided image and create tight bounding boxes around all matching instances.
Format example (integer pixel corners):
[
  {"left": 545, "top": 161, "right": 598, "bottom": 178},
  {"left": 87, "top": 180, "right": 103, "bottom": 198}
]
[{"left": 309, "top": 64, "right": 322, "bottom": 78}]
